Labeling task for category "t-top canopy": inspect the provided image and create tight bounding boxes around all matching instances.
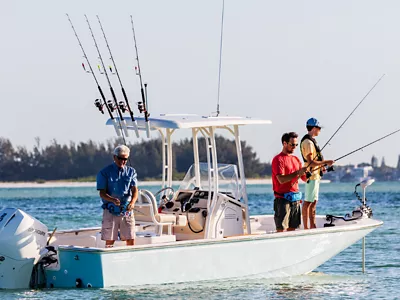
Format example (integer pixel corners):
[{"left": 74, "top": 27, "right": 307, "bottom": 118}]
[{"left": 106, "top": 114, "right": 272, "bottom": 130}]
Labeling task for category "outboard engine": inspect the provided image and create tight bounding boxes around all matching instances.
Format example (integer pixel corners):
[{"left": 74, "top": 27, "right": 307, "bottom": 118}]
[{"left": 0, "top": 208, "right": 48, "bottom": 289}]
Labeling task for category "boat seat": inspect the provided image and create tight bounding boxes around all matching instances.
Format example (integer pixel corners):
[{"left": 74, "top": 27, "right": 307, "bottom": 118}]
[{"left": 134, "top": 189, "right": 177, "bottom": 235}]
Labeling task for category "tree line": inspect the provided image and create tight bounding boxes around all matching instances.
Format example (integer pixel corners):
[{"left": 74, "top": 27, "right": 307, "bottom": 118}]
[{"left": 0, "top": 136, "right": 272, "bottom": 182}]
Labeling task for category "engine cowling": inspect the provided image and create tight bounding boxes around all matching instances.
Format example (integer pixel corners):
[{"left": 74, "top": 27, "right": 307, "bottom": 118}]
[{"left": 0, "top": 208, "right": 48, "bottom": 289}]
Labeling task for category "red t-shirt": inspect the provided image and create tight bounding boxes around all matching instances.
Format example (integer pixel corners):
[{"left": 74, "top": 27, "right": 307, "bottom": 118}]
[{"left": 272, "top": 152, "right": 303, "bottom": 196}]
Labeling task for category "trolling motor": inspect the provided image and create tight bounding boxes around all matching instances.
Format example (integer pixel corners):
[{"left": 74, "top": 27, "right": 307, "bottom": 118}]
[
  {"left": 324, "top": 178, "right": 374, "bottom": 227},
  {"left": 352, "top": 178, "right": 374, "bottom": 218}
]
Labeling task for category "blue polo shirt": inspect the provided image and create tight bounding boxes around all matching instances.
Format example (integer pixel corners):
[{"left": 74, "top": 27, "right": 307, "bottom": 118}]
[{"left": 96, "top": 163, "right": 137, "bottom": 212}]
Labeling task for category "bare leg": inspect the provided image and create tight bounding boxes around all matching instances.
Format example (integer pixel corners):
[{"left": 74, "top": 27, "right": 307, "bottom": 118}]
[
  {"left": 126, "top": 239, "right": 135, "bottom": 246},
  {"left": 302, "top": 202, "right": 311, "bottom": 229},
  {"left": 105, "top": 240, "right": 115, "bottom": 248},
  {"left": 310, "top": 201, "right": 317, "bottom": 228}
]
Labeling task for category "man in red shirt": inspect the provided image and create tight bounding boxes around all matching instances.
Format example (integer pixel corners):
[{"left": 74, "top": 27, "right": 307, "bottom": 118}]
[{"left": 272, "top": 132, "right": 307, "bottom": 232}]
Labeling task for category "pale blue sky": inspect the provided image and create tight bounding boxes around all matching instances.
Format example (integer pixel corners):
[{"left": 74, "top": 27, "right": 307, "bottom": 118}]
[{"left": 1, "top": 0, "right": 399, "bottom": 167}]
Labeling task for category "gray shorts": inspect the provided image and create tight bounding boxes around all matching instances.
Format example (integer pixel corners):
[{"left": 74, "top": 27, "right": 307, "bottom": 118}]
[
  {"left": 101, "top": 209, "right": 136, "bottom": 241},
  {"left": 274, "top": 197, "right": 301, "bottom": 230}
]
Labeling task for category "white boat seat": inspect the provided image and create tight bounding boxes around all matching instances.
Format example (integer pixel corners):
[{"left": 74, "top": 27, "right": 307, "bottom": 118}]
[{"left": 134, "top": 189, "right": 177, "bottom": 235}]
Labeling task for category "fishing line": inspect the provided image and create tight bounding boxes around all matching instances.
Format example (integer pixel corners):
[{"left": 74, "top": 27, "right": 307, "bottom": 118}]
[
  {"left": 96, "top": 15, "right": 140, "bottom": 138},
  {"left": 84, "top": 14, "right": 130, "bottom": 141}
]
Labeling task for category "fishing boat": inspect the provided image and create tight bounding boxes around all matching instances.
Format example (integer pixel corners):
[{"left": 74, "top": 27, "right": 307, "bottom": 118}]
[{"left": 0, "top": 115, "right": 383, "bottom": 289}]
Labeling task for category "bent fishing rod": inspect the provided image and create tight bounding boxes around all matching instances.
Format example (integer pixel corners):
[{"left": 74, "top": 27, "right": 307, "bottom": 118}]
[
  {"left": 66, "top": 14, "right": 121, "bottom": 136},
  {"left": 130, "top": 15, "right": 151, "bottom": 138},
  {"left": 84, "top": 14, "right": 130, "bottom": 140},
  {"left": 311, "top": 128, "right": 400, "bottom": 174},
  {"left": 96, "top": 15, "right": 140, "bottom": 138}
]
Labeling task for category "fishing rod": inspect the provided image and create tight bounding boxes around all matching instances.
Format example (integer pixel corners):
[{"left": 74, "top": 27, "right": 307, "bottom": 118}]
[
  {"left": 216, "top": 0, "right": 225, "bottom": 116},
  {"left": 292, "top": 74, "right": 386, "bottom": 186},
  {"left": 66, "top": 14, "right": 121, "bottom": 137},
  {"left": 311, "top": 128, "right": 400, "bottom": 174},
  {"left": 84, "top": 14, "right": 130, "bottom": 139},
  {"left": 96, "top": 15, "right": 140, "bottom": 138},
  {"left": 319, "top": 73, "right": 386, "bottom": 154},
  {"left": 130, "top": 15, "right": 151, "bottom": 138},
  {"left": 305, "top": 75, "right": 385, "bottom": 171}
]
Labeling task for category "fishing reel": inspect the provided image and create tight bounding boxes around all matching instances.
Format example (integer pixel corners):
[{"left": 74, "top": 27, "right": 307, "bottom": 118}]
[
  {"left": 137, "top": 101, "right": 145, "bottom": 113},
  {"left": 137, "top": 102, "right": 150, "bottom": 117},
  {"left": 107, "top": 100, "right": 115, "bottom": 112},
  {"left": 94, "top": 99, "right": 104, "bottom": 114},
  {"left": 118, "top": 101, "right": 127, "bottom": 113},
  {"left": 326, "top": 165, "right": 334, "bottom": 172}
]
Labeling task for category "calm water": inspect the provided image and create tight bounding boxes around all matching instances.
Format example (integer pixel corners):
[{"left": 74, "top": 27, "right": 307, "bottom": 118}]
[{"left": 0, "top": 182, "right": 399, "bottom": 299}]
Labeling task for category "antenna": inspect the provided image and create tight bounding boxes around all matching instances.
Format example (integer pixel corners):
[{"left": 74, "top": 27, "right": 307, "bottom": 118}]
[{"left": 216, "top": 0, "right": 225, "bottom": 116}]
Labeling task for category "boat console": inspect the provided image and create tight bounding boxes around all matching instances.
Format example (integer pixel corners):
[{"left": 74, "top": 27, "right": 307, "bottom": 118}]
[{"left": 159, "top": 188, "right": 245, "bottom": 240}]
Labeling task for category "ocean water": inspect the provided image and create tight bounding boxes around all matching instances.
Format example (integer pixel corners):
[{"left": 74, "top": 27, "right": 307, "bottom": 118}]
[{"left": 0, "top": 182, "right": 399, "bottom": 299}]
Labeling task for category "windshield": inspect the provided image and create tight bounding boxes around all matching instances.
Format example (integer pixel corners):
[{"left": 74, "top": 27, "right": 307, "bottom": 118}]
[{"left": 178, "top": 162, "right": 240, "bottom": 199}]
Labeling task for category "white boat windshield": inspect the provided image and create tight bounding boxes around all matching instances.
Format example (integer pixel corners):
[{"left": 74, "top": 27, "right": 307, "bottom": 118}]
[{"left": 178, "top": 163, "right": 241, "bottom": 199}]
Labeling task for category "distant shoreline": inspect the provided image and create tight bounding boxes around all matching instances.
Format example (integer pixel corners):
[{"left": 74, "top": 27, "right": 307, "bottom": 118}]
[{"left": 0, "top": 178, "right": 335, "bottom": 188}]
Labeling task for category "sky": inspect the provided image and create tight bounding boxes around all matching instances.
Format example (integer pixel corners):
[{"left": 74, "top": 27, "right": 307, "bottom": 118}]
[{"left": 1, "top": 0, "right": 400, "bottom": 167}]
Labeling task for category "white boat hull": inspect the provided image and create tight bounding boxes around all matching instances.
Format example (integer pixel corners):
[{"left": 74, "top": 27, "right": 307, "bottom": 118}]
[{"left": 45, "top": 217, "right": 382, "bottom": 288}]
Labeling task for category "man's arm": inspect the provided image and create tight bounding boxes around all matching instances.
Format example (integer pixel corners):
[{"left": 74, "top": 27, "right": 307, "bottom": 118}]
[
  {"left": 276, "top": 167, "right": 308, "bottom": 184},
  {"left": 127, "top": 186, "right": 138, "bottom": 211},
  {"left": 305, "top": 153, "right": 334, "bottom": 167},
  {"left": 99, "top": 190, "right": 121, "bottom": 206}
]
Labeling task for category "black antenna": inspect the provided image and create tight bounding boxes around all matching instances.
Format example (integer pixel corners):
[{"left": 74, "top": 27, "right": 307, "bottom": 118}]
[
  {"left": 84, "top": 14, "right": 130, "bottom": 140},
  {"left": 216, "top": 0, "right": 225, "bottom": 116},
  {"left": 96, "top": 15, "right": 140, "bottom": 138},
  {"left": 130, "top": 15, "right": 151, "bottom": 138},
  {"left": 66, "top": 14, "right": 121, "bottom": 137}
]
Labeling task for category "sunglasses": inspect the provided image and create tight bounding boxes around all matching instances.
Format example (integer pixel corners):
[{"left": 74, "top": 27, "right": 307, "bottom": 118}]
[
  {"left": 288, "top": 143, "right": 298, "bottom": 147},
  {"left": 116, "top": 156, "right": 128, "bottom": 161}
]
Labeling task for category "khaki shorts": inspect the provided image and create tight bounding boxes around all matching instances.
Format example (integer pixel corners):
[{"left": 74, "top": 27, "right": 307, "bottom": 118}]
[
  {"left": 101, "top": 209, "right": 136, "bottom": 241},
  {"left": 305, "top": 179, "right": 320, "bottom": 203},
  {"left": 274, "top": 197, "right": 301, "bottom": 230}
]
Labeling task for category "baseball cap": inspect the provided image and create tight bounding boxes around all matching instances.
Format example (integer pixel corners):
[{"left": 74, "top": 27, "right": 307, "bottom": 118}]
[{"left": 306, "top": 118, "right": 322, "bottom": 128}]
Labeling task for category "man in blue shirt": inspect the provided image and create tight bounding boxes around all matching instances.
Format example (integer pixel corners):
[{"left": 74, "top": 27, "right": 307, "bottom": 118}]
[{"left": 97, "top": 145, "right": 138, "bottom": 247}]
